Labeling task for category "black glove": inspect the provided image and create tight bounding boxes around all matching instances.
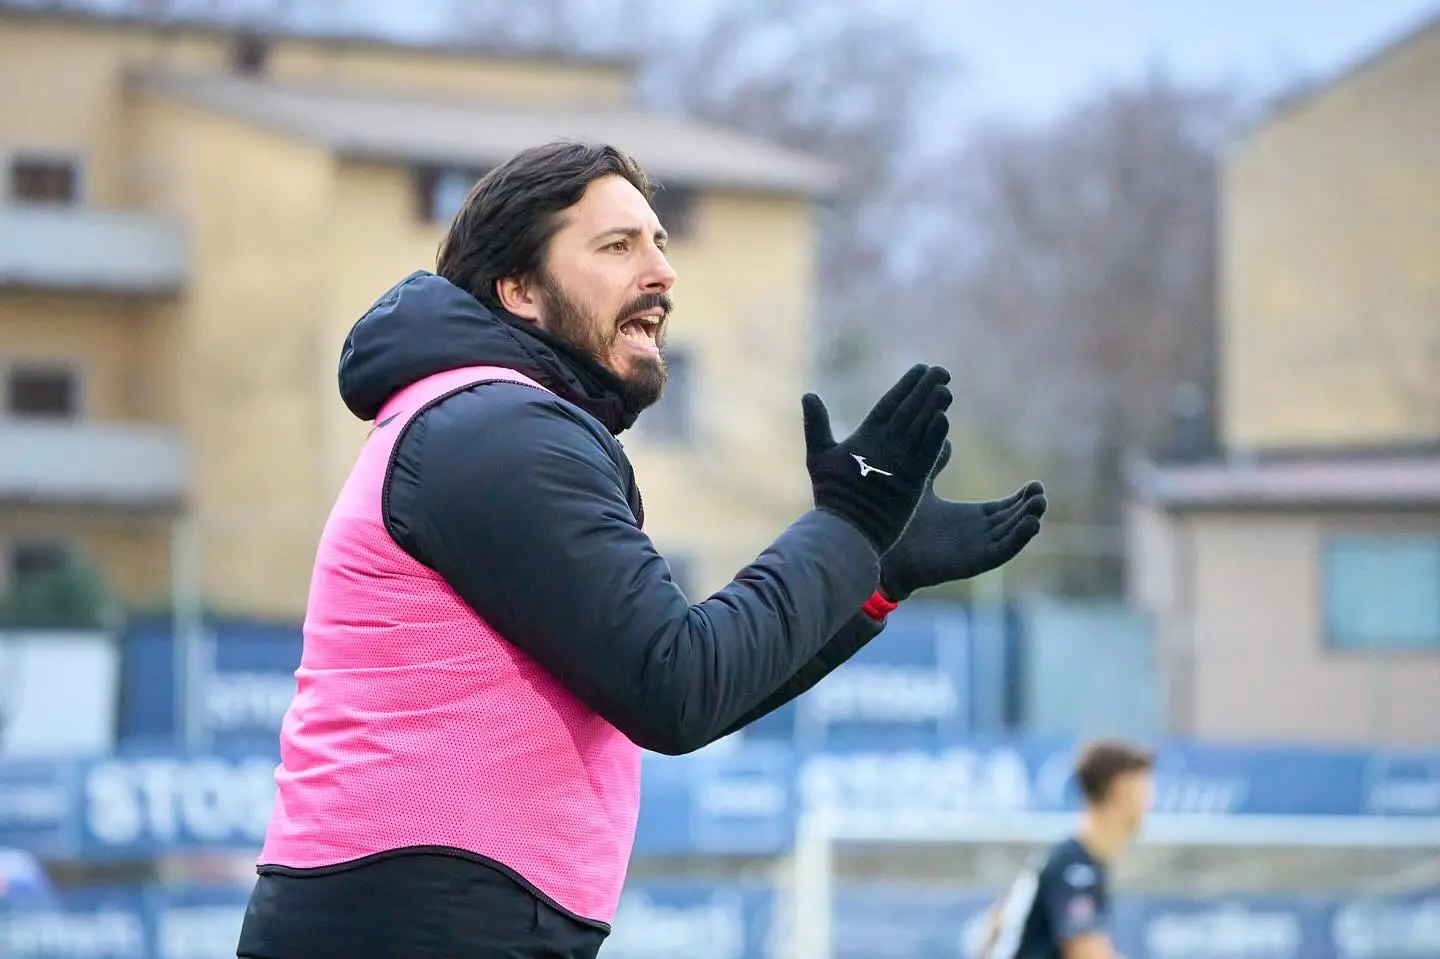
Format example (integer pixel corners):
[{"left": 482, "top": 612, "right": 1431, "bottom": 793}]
[
  {"left": 802, "top": 364, "right": 952, "bottom": 554},
  {"left": 880, "top": 441, "right": 1047, "bottom": 601}
]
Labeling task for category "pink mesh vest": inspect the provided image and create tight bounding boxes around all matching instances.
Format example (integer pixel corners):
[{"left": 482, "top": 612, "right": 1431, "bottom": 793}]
[{"left": 257, "top": 365, "right": 643, "bottom": 925}]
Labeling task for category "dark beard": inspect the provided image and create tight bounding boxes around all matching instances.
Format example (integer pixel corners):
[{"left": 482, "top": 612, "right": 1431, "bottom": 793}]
[{"left": 538, "top": 274, "right": 669, "bottom": 412}]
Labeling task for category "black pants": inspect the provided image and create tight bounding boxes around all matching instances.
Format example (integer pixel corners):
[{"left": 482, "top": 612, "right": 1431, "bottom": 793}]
[{"left": 236, "top": 853, "right": 608, "bottom": 959}]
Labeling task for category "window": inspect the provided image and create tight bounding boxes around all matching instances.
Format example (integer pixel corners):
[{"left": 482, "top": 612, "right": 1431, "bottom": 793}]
[
  {"left": 414, "top": 167, "right": 488, "bottom": 224},
  {"left": 5, "top": 366, "right": 79, "bottom": 418},
  {"left": 1323, "top": 535, "right": 1440, "bottom": 649},
  {"left": 650, "top": 184, "right": 697, "bottom": 239},
  {"left": 7, "top": 541, "right": 72, "bottom": 582},
  {"left": 232, "top": 34, "right": 269, "bottom": 75},
  {"left": 642, "top": 347, "right": 693, "bottom": 442},
  {"left": 9, "top": 155, "right": 78, "bottom": 204}
]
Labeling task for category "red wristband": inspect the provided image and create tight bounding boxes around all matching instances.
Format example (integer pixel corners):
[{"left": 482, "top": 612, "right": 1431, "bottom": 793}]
[{"left": 861, "top": 589, "right": 899, "bottom": 622}]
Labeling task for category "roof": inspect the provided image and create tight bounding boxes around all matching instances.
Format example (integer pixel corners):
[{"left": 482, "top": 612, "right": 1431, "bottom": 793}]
[
  {"left": 1127, "top": 449, "right": 1440, "bottom": 511},
  {"left": 0, "top": 0, "right": 635, "bottom": 70},
  {"left": 1231, "top": 9, "right": 1440, "bottom": 149},
  {"left": 130, "top": 70, "right": 842, "bottom": 196}
]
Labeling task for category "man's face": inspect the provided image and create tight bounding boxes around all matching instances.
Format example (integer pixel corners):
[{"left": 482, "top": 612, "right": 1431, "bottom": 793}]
[
  {"left": 518, "top": 174, "right": 677, "bottom": 410},
  {"left": 1104, "top": 770, "right": 1155, "bottom": 838}
]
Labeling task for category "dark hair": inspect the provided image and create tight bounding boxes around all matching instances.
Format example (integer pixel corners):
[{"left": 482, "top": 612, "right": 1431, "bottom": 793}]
[
  {"left": 1073, "top": 739, "right": 1155, "bottom": 804},
  {"left": 436, "top": 140, "right": 653, "bottom": 313}
]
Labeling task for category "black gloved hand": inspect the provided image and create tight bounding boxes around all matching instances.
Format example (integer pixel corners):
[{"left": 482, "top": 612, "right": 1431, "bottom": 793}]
[
  {"left": 879, "top": 441, "right": 1047, "bottom": 601},
  {"left": 802, "top": 364, "right": 952, "bottom": 554}
]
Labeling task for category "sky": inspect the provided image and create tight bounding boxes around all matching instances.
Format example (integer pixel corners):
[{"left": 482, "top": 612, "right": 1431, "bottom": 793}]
[
  {"left": 911, "top": 0, "right": 1439, "bottom": 123},
  {"left": 332, "top": 0, "right": 1440, "bottom": 124}
]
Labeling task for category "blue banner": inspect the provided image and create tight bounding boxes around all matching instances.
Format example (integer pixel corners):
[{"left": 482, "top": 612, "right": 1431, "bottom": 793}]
[
  {"left": 796, "top": 739, "right": 1440, "bottom": 818},
  {"left": 147, "top": 884, "right": 250, "bottom": 959},
  {"left": 0, "top": 885, "right": 249, "bottom": 959},
  {"left": 1117, "top": 891, "right": 1440, "bottom": 959},
  {"left": 0, "top": 761, "right": 81, "bottom": 860},
  {"left": 0, "top": 738, "right": 1437, "bottom": 860},
  {"left": 4, "top": 885, "right": 1438, "bottom": 959},
  {"left": 604, "top": 882, "right": 774, "bottom": 959},
  {"left": 742, "top": 602, "right": 1018, "bottom": 749},
  {"left": 636, "top": 737, "right": 1440, "bottom": 855},
  {"left": 78, "top": 753, "right": 278, "bottom": 858},
  {"left": 1, "top": 886, "right": 151, "bottom": 959},
  {"left": 834, "top": 885, "right": 992, "bottom": 959},
  {"left": 119, "top": 616, "right": 302, "bottom": 751},
  {"left": 114, "top": 605, "right": 1022, "bottom": 757},
  {"left": 1115, "top": 897, "right": 1327, "bottom": 959},
  {"left": 828, "top": 887, "right": 1440, "bottom": 959},
  {"left": 636, "top": 743, "right": 794, "bottom": 855}
]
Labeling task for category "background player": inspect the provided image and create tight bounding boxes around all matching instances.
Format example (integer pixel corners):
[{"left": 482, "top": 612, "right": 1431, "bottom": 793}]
[{"left": 975, "top": 739, "right": 1155, "bottom": 959}]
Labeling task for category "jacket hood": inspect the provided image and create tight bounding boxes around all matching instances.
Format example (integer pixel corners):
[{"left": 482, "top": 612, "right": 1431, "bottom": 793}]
[{"left": 338, "top": 271, "right": 641, "bottom": 435}]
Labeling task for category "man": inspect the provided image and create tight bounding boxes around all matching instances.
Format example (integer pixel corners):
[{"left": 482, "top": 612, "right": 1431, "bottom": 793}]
[
  {"left": 237, "top": 140, "right": 1046, "bottom": 959},
  {"left": 976, "top": 740, "right": 1156, "bottom": 959}
]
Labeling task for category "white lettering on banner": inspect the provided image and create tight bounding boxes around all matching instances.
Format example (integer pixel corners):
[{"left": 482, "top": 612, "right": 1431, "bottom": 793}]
[
  {"left": 0, "top": 783, "right": 69, "bottom": 826},
  {"left": 800, "top": 666, "right": 958, "bottom": 725},
  {"left": 1150, "top": 771, "right": 1248, "bottom": 815},
  {"left": 1145, "top": 907, "right": 1303, "bottom": 959},
  {"left": 802, "top": 747, "right": 1251, "bottom": 816},
  {"left": 1, "top": 908, "right": 147, "bottom": 958},
  {"left": 1333, "top": 897, "right": 1440, "bottom": 959},
  {"left": 1365, "top": 778, "right": 1440, "bottom": 815},
  {"left": 203, "top": 673, "right": 295, "bottom": 733},
  {"left": 1037, "top": 749, "right": 1246, "bottom": 815},
  {"left": 154, "top": 906, "right": 249, "bottom": 959},
  {"left": 603, "top": 893, "right": 745, "bottom": 959},
  {"left": 84, "top": 757, "right": 276, "bottom": 846},
  {"left": 1034, "top": 749, "right": 1079, "bottom": 806},
  {"left": 799, "top": 748, "right": 1031, "bottom": 813}
]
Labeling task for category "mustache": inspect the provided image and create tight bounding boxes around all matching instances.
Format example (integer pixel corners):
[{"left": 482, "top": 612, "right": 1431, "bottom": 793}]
[{"left": 617, "top": 292, "right": 673, "bottom": 324}]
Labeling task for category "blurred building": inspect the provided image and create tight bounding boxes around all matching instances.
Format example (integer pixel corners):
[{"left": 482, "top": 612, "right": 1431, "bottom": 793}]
[
  {"left": 0, "top": 3, "right": 833, "bottom": 625},
  {"left": 1127, "top": 14, "right": 1440, "bottom": 745}
]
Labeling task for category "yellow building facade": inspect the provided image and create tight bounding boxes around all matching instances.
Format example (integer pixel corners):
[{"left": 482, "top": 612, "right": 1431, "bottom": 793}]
[
  {"left": 1220, "top": 15, "right": 1440, "bottom": 451},
  {"left": 0, "top": 7, "right": 834, "bottom": 622}
]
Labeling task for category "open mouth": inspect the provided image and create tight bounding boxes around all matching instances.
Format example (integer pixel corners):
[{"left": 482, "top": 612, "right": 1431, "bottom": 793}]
[{"left": 619, "top": 311, "right": 663, "bottom": 348}]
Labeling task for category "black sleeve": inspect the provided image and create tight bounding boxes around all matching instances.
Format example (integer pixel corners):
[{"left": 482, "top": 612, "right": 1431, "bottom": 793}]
[
  {"left": 1039, "top": 854, "right": 1107, "bottom": 945},
  {"left": 711, "top": 612, "right": 886, "bottom": 742},
  {"left": 385, "top": 384, "right": 882, "bottom": 756}
]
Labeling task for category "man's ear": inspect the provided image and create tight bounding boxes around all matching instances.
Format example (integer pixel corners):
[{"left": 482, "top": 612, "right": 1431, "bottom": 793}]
[{"left": 496, "top": 274, "right": 540, "bottom": 322}]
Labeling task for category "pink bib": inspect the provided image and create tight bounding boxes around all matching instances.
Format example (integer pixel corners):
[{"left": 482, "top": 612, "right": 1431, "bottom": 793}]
[{"left": 257, "top": 365, "right": 643, "bottom": 924}]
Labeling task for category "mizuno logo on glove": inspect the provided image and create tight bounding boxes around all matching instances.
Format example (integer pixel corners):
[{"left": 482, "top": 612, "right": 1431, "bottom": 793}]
[
  {"left": 801, "top": 364, "right": 952, "bottom": 553},
  {"left": 851, "top": 454, "right": 893, "bottom": 478}
]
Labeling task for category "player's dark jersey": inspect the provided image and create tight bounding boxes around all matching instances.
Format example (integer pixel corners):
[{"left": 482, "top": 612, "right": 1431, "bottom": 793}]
[{"left": 984, "top": 837, "right": 1109, "bottom": 959}]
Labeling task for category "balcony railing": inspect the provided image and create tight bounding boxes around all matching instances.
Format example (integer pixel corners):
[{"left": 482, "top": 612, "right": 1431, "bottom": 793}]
[
  {"left": 0, "top": 419, "right": 187, "bottom": 509},
  {"left": 0, "top": 205, "right": 186, "bottom": 294}
]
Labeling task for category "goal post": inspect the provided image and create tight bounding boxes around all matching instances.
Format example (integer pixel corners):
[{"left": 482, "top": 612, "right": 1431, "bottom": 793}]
[{"left": 787, "top": 807, "right": 1440, "bottom": 959}]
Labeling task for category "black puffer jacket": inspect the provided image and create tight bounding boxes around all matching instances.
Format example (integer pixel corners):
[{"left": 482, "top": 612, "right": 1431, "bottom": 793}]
[{"left": 341, "top": 270, "right": 889, "bottom": 755}]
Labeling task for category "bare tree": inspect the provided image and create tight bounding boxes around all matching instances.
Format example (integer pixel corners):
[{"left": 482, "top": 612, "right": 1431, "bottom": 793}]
[
  {"left": 905, "top": 70, "right": 1240, "bottom": 594},
  {"left": 643, "top": 0, "right": 958, "bottom": 420},
  {"left": 445, "top": 0, "right": 645, "bottom": 53}
]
